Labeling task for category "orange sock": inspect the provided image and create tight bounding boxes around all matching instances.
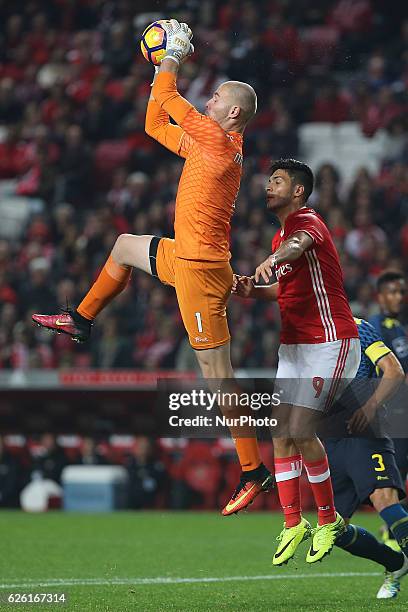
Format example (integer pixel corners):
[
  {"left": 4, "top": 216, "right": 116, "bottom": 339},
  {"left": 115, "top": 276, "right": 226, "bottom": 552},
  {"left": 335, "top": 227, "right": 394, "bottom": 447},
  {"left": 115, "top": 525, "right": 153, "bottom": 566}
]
[
  {"left": 77, "top": 255, "right": 132, "bottom": 320},
  {"left": 234, "top": 438, "right": 261, "bottom": 472}
]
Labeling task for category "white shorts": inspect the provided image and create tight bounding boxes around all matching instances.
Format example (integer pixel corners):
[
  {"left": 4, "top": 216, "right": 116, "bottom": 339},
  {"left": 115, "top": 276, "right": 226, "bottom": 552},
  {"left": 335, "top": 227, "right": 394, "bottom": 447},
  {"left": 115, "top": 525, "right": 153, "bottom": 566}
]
[{"left": 276, "top": 338, "right": 361, "bottom": 412}]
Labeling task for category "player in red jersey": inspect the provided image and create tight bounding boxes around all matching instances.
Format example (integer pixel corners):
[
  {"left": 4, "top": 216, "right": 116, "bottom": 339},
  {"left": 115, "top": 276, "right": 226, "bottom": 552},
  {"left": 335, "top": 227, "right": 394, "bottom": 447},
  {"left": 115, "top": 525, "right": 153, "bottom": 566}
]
[{"left": 234, "top": 159, "right": 361, "bottom": 564}]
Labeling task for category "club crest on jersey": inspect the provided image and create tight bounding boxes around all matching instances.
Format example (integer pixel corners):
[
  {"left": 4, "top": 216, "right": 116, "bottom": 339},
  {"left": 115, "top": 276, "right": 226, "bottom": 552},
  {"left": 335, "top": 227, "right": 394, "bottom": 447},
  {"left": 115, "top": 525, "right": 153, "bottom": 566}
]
[
  {"left": 276, "top": 263, "right": 292, "bottom": 280},
  {"left": 233, "top": 152, "right": 243, "bottom": 166}
]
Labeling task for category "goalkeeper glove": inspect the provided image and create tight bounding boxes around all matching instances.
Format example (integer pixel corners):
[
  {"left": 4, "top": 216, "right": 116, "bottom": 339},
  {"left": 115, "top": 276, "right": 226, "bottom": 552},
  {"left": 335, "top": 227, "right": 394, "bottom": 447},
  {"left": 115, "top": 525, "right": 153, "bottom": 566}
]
[{"left": 162, "top": 19, "right": 194, "bottom": 65}]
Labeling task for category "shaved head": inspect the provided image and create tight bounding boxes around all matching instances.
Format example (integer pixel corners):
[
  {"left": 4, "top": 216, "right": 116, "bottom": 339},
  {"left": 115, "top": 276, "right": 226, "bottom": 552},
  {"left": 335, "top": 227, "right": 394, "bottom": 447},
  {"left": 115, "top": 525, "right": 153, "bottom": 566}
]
[
  {"left": 220, "top": 80, "right": 257, "bottom": 126},
  {"left": 205, "top": 80, "right": 257, "bottom": 133}
]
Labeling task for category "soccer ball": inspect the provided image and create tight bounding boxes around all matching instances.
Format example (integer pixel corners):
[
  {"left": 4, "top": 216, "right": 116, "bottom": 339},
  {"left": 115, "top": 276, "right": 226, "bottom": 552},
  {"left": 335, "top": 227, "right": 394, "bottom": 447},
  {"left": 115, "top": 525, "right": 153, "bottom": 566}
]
[{"left": 140, "top": 20, "right": 168, "bottom": 66}]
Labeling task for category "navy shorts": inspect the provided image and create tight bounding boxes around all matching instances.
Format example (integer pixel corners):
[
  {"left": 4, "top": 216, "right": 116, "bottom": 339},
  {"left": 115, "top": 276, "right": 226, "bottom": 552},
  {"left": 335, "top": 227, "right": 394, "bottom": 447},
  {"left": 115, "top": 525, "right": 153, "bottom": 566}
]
[
  {"left": 391, "top": 438, "right": 408, "bottom": 480},
  {"left": 324, "top": 438, "right": 406, "bottom": 519}
]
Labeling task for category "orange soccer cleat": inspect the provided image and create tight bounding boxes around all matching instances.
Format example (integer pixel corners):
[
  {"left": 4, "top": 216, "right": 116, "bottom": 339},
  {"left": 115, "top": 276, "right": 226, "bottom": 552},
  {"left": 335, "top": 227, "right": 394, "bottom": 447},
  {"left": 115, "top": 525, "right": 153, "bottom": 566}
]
[{"left": 222, "top": 464, "right": 274, "bottom": 516}]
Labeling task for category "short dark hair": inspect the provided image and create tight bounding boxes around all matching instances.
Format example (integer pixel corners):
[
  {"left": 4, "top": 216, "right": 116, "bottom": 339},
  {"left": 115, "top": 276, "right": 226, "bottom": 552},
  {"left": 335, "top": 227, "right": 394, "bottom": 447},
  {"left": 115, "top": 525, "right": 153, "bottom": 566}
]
[
  {"left": 376, "top": 270, "right": 405, "bottom": 292},
  {"left": 270, "top": 158, "right": 314, "bottom": 201}
]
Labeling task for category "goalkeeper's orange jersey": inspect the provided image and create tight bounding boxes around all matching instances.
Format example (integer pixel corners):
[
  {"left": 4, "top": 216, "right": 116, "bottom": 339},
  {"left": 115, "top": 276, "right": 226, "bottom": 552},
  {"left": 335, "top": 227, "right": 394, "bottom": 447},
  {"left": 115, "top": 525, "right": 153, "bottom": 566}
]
[{"left": 147, "top": 71, "right": 243, "bottom": 262}]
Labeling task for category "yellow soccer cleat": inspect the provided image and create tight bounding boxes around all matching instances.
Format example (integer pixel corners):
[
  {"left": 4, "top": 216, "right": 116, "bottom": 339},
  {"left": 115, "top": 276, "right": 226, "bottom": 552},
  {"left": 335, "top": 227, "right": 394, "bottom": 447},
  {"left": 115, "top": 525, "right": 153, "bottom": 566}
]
[
  {"left": 272, "top": 517, "right": 313, "bottom": 566},
  {"left": 306, "top": 512, "right": 346, "bottom": 563}
]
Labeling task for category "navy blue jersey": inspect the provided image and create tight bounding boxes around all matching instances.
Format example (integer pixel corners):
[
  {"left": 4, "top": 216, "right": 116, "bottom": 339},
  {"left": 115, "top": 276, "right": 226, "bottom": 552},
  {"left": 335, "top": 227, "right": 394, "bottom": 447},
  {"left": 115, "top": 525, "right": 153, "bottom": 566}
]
[
  {"left": 354, "top": 318, "right": 391, "bottom": 379},
  {"left": 324, "top": 318, "right": 391, "bottom": 432},
  {"left": 343, "top": 318, "right": 391, "bottom": 421},
  {"left": 369, "top": 313, "right": 408, "bottom": 373},
  {"left": 324, "top": 321, "right": 405, "bottom": 517}
]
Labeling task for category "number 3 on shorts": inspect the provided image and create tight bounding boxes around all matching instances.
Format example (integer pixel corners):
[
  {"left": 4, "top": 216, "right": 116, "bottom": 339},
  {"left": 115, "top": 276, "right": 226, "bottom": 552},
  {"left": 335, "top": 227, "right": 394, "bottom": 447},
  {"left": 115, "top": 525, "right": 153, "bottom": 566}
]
[
  {"left": 372, "top": 453, "right": 385, "bottom": 471},
  {"left": 195, "top": 312, "right": 203, "bottom": 333}
]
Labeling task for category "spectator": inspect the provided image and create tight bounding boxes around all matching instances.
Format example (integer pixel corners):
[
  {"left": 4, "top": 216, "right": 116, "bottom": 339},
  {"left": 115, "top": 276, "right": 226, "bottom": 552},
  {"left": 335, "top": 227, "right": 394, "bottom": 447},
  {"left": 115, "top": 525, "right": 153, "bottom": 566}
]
[
  {"left": 77, "top": 437, "right": 107, "bottom": 466},
  {"left": 22, "top": 257, "right": 56, "bottom": 314},
  {"left": 344, "top": 210, "right": 387, "bottom": 261},
  {"left": 92, "top": 315, "right": 134, "bottom": 368},
  {"left": 81, "top": 94, "right": 114, "bottom": 142},
  {"left": 103, "top": 22, "right": 134, "bottom": 78},
  {"left": 362, "top": 86, "right": 406, "bottom": 137},
  {"left": 0, "top": 126, "right": 26, "bottom": 178},
  {"left": 311, "top": 82, "right": 350, "bottom": 123},
  {"left": 268, "top": 111, "right": 299, "bottom": 160},
  {"left": 0, "top": 77, "right": 23, "bottom": 123},
  {"left": 125, "top": 437, "right": 167, "bottom": 509},
  {"left": 29, "top": 433, "right": 67, "bottom": 484},
  {"left": 0, "top": 436, "right": 21, "bottom": 507},
  {"left": 55, "top": 124, "right": 93, "bottom": 205}
]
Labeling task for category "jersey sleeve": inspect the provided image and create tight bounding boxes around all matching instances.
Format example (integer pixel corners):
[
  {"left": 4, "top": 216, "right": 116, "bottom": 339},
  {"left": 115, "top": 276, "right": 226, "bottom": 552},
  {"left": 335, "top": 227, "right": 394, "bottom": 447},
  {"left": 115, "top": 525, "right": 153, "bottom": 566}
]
[
  {"left": 152, "top": 71, "right": 229, "bottom": 154},
  {"left": 285, "top": 212, "right": 325, "bottom": 245},
  {"left": 359, "top": 319, "right": 391, "bottom": 366},
  {"left": 145, "top": 99, "right": 192, "bottom": 158}
]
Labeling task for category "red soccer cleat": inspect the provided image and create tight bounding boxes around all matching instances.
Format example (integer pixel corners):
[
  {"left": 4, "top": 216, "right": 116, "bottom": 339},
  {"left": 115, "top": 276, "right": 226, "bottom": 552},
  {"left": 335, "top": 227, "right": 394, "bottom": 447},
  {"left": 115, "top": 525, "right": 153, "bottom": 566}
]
[
  {"left": 32, "top": 310, "right": 92, "bottom": 343},
  {"left": 222, "top": 464, "right": 274, "bottom": 516}
]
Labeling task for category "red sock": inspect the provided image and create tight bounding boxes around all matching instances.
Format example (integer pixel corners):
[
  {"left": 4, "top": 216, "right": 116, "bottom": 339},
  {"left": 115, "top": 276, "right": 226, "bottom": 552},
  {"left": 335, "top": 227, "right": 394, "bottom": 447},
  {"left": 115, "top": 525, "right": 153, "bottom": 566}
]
[
  {"left": 304, "top": 455, "right": 336, "bottom": 525},
  {"left": 274, "top": 454, "right": 302, "bottom": 527}
]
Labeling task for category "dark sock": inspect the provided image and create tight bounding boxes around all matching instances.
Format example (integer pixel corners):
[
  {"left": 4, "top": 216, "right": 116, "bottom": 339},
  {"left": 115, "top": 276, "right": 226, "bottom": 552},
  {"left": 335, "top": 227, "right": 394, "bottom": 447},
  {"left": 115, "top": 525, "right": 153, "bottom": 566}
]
[
  {"left": 73, "top": 310, "right": 92, "bottom": 326},
  {"left": 335, "top": 524, "right": 404, "bottom": 572},
  {"left": 380, "top": 503, "right": 408, "bottom": 557},
  {"left": 242, "top": 463, "right": 269, "bottom": 481},
  {"left": 385, "top": 502, "right": 408, "bottom": 540}
]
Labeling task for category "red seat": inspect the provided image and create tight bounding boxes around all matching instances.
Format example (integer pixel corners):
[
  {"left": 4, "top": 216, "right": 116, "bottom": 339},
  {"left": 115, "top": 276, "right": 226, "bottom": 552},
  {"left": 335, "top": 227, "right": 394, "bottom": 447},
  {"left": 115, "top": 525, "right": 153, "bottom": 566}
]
[{"left": 177, "top": 441, "right": 222, "bottom": 509}]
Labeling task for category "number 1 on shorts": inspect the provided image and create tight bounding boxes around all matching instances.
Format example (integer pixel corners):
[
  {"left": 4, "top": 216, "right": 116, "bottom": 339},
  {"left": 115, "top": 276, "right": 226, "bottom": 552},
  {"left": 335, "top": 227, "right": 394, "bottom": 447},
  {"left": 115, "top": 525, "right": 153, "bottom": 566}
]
[{"left": 195, "top": 312, "right": 203, "bottom": 333}]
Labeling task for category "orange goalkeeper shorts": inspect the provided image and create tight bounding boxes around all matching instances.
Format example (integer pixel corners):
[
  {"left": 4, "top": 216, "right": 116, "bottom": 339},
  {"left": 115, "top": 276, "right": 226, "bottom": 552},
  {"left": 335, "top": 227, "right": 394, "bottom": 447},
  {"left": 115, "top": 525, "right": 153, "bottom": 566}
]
[{"left": 153, "top": 237, "right": 232, "bottom": 350}]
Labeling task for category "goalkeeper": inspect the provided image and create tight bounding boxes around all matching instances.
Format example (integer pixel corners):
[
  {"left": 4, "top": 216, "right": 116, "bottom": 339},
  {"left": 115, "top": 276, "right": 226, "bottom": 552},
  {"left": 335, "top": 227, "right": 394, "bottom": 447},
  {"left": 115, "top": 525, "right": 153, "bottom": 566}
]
[{"left": 33, "top": 20, "right": 271, "bottom": 514}]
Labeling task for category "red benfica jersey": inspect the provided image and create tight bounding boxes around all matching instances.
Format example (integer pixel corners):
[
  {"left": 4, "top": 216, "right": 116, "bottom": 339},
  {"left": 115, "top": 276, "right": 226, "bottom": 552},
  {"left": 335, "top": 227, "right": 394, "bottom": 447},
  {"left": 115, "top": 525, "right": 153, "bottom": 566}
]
[{"left": 272, "top": 207, "right": 358, "bottom": 344}]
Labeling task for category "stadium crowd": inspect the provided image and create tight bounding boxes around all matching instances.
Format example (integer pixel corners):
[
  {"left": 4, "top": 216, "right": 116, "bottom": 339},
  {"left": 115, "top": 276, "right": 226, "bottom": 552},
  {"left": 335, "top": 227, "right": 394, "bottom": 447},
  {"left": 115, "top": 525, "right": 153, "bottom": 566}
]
[{"left": 0, "top": 0, "right": 407, "bottom": 370}]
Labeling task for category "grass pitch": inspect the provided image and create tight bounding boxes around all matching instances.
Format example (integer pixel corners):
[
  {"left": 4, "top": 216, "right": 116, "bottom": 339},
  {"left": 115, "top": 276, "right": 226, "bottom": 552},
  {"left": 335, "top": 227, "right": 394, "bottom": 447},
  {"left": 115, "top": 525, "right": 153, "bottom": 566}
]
[{"left": 0, "top": 511, "right": 406, "bottom": 611}]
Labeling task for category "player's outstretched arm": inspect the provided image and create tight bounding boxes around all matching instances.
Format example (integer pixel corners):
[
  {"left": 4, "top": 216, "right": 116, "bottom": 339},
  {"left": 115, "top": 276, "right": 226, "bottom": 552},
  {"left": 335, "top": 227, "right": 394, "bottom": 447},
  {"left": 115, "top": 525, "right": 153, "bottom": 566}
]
[
  {"left": 145, "top": 86, "right": 188, "bottom": 157},
  {"left": 347, "top": 352, "right": 404, "bottom": 434},
  {"left": 254, "top": 231, "right": 313, "bottom": 283},
  {"left": 146, "top": 21, "right": 194, "bottom": 156},
  {"left": 232, "top": 274, "right": 278, "bottom": 301},
  {"left": 153, "top": 54, "right": 196, "bottom": 129},
  {"left": 151, "top": 20, "right": 194, "bottom": 127}
]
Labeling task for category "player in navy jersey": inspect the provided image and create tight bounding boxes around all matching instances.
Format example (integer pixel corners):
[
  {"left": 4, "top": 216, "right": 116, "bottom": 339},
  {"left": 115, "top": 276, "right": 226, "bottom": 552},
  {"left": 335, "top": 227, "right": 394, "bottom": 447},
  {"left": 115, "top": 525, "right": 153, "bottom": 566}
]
[
  {"left": 369, "top": 271, "right": 408, "bottom": 550},
  {"left": 233, "top": 159, "right": 360, "bottom": 565},
  {"left": 369, "top": 271, "right": 408, "bottom": 476},
  {"left": 370, "top": 272, "right": 408, "bottom": 373},
  {"left": 325, "top": 318, "right": 408, "bottom": 599}
]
